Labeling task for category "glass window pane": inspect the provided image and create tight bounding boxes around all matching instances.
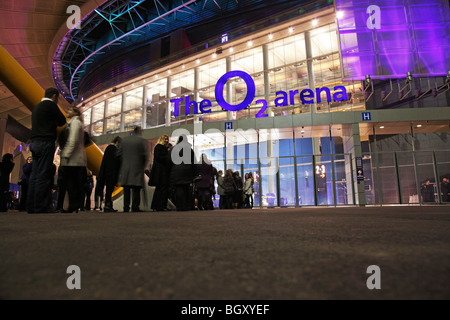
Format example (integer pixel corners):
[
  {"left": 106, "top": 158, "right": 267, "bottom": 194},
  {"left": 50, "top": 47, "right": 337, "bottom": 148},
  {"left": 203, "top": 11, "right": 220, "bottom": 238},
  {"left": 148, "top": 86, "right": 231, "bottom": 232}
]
[
  {"left": 310, "top": 24, "right": 339, "bottom": 58},
  {"left": 82, "top": 109, "right": 91, "bottom": 126},
  {"left": 435, "top": 151, "right": 450, "bottom": 203},
  {"left": 123, "top": 109, "right": 142, "bottom": 131},
  {"left": 267, "top": 33, "right": 306, "bottom": 69},
  {"left": 279, "top": 157, "right": 296, "bottom": 206},
  {"left": 334, "top": 154, "right": 354, "bottom": 205},
  {"left": 397, "top": 152, "right": 419, "bottom": 204},
  {"left": 199, "top": 58, "right": 227, "bottom": 90},
  {"left": 146, "top": 78, "right": 167, "bottom": 128},
  {"left": 297, "top": 156, "right": 314, "bottom": 205},
  {"left": 92, "top": 102, "right": 104, "bottom": 122},
  {"left": 125, "top": 87, "right": 143, "bottom": 111},
  {"left": 315, "top": 155, "right": 334, "bottom": 205},
  {"left": 416, "top": 151, "right": 437, "bottom": 203},
  {"left": 105, "top": 115, "right": 121, "bottom": 134},
  {"left": 107, "top": 95, "right": 122, "bottom": 116},
  {"left": 374, "top": 153, "right": 399, "bottom": 204},
  {"left": 231, "top": 47, "right": 264, "bottom": 75},
  {"left": 92, "top": 120, "right": 103, "bottom": 136}
]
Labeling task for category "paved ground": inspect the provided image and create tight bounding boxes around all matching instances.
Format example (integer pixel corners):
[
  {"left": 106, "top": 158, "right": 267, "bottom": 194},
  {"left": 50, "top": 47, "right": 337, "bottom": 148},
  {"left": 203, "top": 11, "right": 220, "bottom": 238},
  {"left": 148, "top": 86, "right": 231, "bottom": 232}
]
[{"left": 1, "top": 205, "right": 449, "bottom": 301}]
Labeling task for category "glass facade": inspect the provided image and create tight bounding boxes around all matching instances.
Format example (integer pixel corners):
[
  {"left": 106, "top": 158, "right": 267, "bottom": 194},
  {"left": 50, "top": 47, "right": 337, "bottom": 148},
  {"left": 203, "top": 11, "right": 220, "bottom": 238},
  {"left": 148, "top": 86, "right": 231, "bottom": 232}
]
[
  {"left": 81, "top": 13, "right": 360, "bottom": 134},
  {"left": 77, "top": 8, "right": 450, "bottom": 208}
]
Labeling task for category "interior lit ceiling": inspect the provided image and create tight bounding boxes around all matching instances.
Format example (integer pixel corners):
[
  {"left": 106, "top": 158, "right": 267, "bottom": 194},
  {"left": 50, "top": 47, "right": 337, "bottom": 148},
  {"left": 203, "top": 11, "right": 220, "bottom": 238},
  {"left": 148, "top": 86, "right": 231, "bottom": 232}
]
[{"left": 0, "top": 0, "right": 89, "bottom": 128}]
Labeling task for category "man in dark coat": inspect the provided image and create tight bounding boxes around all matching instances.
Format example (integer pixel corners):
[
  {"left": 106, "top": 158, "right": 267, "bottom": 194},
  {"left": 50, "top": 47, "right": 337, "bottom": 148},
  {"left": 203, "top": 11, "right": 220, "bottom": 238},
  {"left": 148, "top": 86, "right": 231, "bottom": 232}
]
[
  {"left": 27, "top": 88, "right": 66, "bottom": 213},
  {"left": 149, "top": 134, "right": 172, "bottom": 211},
  {"left": 99, "top": 136, "right": 122, "bottom": 212},
  {"left": 0, "top": 153, "right": 15, "bottom": 212},
  {"left": 169, "top": 134, "right": 197, "bottom": 211},
  {"left": 119, "top": 127, "right": 148, "bottom": 212},
  {"left": 421, "top": 179, "right": 434, "bottom": 203},
  {"left": 196, "top": 153, "right": 216, "bottom": 210}
]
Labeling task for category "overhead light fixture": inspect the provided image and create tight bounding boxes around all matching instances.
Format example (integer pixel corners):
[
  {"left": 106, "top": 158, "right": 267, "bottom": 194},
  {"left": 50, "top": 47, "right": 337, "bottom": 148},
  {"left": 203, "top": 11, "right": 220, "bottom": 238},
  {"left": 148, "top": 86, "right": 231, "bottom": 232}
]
[
  {"left": 268, "top": 33, "right": 273, "bottom": 40},
  {"left": 364, "top": 74, "right": 371, "bottom": 88},
  {"left": 312, "top": 19, "right": 318, "bottom": 26},
  {"left": 406, "top": 72, "right": 413, "bottom": 84},
  {"left": 288, "top": 26, "right": 294, "bottom": 33},
  {"left": 336, "top": 11, "right": 344, "bottom": 19},
  {"left": 247, "top": 40, "right": 253, "bottom": 46},
  {"left": 379, "top": 126, "right": 385, "bottom": 129},
  {"left": 416, "top": 124, "right": 422, "bottom": 127}
]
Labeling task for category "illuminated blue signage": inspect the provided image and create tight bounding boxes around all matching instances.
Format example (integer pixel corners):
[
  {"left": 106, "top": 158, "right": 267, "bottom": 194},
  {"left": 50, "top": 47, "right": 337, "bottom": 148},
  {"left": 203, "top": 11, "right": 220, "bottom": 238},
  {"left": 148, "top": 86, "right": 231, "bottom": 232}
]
[{"left": 171, "top": 70, "right": 348, "bottom": 118}]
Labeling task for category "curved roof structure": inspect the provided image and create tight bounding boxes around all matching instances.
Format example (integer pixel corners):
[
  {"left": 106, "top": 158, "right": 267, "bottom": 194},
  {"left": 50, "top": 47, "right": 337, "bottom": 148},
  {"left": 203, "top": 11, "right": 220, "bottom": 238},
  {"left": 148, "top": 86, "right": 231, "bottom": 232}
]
[{"left": 0, "top": 0, "right": 327, "bottom": 128}]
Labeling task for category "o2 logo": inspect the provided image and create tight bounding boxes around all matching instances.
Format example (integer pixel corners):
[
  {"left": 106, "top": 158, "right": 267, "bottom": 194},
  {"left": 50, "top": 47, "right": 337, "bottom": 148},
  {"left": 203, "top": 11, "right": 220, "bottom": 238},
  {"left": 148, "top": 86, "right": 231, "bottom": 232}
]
[
  {"left": 367, "top": 5, "right": 381, "bottom": 30},
  {"left": 171, "top": 70, "right": 348, "bottom": 118}
]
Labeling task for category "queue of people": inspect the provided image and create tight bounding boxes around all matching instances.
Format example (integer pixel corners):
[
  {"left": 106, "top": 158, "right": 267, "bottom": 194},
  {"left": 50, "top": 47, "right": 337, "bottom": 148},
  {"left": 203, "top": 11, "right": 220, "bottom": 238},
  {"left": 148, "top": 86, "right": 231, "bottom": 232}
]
[{"left": 147, "top": 134, "right": 255, "bottom": 211}]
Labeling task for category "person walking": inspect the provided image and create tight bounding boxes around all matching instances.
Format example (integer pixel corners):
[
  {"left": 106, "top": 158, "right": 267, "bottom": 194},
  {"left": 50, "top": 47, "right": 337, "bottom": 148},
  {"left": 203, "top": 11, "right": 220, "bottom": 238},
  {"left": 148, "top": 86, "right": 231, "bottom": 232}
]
[
  {"left": 247, "top": 172, "right": 255, "bottom": 208},
  {"left": 99, "top": 136, "right": 122, "bottom": 212},
  {"left": 233, "top": 171, "right": 244, "bottom": 209},
  {"left": 149, "top": 134, "right": 172, "bottom": 211},
  {"left": 0, "top": 153, "right": 15, "bottom": 212},
  {"left": 93, "top": 177, "right": 104, "bottom": 211},
  {"left": 81, "top": 170, "right": 94, "bottom": 211},
  {"left": 196, "top": 154, "right": 216, "bottom": 210},
  {"left": 27, "top": 88, "right": 66, "bottom": 213},
  {"left": 19, "top": 156, "right": 32, "bottom": 211},
  {"left": 60, "top": 107, "right": 87, "bottom": 213},
  {"left": 222, "top": 169, "right": 236, "bottom": 209},
  {"left": 119, "top": 126, "right": 148, "bottom": 212},
  {"left": 216, "top": 170, "right": 225, "bottom": 209},
  {"left": 169, "top": 134, "right": 197, "bottom": 211}
]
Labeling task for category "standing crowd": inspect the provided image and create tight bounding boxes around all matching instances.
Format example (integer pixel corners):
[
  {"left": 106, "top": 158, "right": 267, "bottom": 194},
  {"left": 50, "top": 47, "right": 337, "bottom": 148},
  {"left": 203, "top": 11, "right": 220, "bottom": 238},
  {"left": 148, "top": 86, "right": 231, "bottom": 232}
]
[
  {"left": 148, "top": 133, "right": 255, "bottom": 212},
  {"left": 1, "top": 88, "right": 254, "bottom": 214}
]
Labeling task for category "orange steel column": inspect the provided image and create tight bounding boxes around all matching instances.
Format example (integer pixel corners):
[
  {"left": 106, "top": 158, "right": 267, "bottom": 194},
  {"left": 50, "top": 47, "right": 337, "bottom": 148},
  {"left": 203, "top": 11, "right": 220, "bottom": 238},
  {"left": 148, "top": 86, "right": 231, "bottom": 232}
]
[{"left": 0, "top": 45, "right": 122, "bottom": 197}]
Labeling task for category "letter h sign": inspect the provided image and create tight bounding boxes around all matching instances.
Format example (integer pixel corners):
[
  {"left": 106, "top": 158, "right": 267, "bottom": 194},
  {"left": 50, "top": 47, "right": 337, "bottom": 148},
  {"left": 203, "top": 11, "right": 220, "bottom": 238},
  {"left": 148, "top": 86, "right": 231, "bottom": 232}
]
[{"left": 362, "top": 112, "right": 371, "bottom": 121}]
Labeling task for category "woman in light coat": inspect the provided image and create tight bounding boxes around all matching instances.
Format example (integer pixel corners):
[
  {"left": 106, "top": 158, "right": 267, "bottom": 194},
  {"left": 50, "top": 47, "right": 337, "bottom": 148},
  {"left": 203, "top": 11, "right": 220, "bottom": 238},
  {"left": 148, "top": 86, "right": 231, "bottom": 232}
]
[{"left": 60, "top": 107, "right": 87, "bottom": 213}]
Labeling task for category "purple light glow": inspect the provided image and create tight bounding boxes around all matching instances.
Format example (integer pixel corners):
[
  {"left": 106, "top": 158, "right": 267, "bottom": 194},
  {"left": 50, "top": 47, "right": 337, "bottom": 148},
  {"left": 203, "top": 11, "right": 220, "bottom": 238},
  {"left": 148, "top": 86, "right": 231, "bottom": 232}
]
[{"left": 335, "top": 0, "right": 450, "bottom": 80}]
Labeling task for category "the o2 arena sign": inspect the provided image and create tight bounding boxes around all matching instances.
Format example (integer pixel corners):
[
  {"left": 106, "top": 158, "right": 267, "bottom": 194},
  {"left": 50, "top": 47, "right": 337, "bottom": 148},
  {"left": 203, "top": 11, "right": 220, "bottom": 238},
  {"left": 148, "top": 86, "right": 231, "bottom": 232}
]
[{"left": 171, "top": 70, "right": 348, "bottom": 118}]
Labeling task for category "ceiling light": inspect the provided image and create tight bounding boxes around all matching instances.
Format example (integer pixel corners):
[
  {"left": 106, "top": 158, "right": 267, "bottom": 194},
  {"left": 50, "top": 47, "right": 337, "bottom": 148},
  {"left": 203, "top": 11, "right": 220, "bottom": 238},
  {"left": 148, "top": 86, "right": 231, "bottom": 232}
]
[
  {"left": 312, "top": 19, "right": 318, "bottom": 26},
  {"left": 416, "top": 124, "right": 422, "bottom": 127},
  {"left": 247, "top": 40, "right": 253, "bottom": 46},
  {"left": 268, "top": 33, "right": 273, "bottom": 40},
  {"left": 336, "top": 11, "right": 344, "bottom": 19},
  {"left": 196, "top": 59, "right": 200, "bottom": 64},
  {"left": 229, "top": 47, "right": 234, "bottom": 53},
  {"left": 288, "top": 26, "right": 294, "bottom": 33},
  {"left": 379, "top": 126, "right": 384, "bottom": 129}
]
